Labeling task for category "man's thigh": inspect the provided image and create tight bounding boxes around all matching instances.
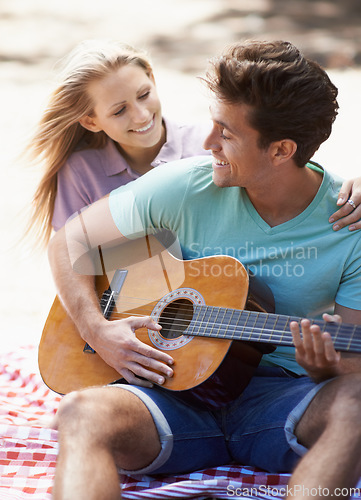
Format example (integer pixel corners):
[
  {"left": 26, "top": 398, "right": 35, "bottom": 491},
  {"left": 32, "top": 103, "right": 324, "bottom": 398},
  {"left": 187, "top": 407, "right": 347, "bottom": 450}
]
[
  {"left": 116, "top": 384, "right": 231, "bottom": 475},
  {"left": 225, "top": 367, "right": 328, "bottom": 472},
  {"left": 294, "top": 373, "right": 361, "bottom": 449},
  {"left": 56, "top": 384, "right": 162, "bottom": 472}
]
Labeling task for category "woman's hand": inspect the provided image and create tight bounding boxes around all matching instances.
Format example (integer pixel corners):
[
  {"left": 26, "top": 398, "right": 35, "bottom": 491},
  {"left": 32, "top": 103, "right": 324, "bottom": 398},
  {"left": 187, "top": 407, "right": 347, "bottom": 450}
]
[
  {"left": 329, "top": 178, "right": 361, "bottom": 231},
  {"left": 290, "top": 314, "right": 341, "bottom": 382},
  {"left": 88, "top": 315, "right": 174, "bottom": 388}
]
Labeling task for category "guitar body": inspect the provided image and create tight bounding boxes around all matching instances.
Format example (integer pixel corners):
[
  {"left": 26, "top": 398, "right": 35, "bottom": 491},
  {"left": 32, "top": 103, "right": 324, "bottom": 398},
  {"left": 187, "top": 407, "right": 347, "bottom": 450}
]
[{"left": 39, "top": 236, "right": 269, "bottom": 399}]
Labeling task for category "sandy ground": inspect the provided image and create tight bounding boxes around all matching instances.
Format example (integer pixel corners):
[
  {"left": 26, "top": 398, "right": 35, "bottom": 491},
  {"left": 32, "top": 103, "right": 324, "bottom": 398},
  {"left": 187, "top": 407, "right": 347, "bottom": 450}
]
[{"left": 1, "top": 0, "right": 361, "bottom": 352}]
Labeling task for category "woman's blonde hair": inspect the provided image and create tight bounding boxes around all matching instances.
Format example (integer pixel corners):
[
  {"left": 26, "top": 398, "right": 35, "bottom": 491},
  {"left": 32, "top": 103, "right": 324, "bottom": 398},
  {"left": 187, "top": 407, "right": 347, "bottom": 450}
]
[{"left": 28, "top": 39, "right": 153, "bottom": 245}]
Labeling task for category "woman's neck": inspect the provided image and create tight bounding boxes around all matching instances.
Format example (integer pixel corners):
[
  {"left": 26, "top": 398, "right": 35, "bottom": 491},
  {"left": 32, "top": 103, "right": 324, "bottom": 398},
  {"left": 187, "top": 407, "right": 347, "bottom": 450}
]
[{"left": 115, "top": 122, "right": 167, "bottom": 176}]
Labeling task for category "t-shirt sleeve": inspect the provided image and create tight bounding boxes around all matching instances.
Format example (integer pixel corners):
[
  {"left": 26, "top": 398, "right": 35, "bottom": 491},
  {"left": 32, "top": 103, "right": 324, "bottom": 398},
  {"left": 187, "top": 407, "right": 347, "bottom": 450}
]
[
  {"left": 108, "top": 158, "right": 199, "bottom": 239},
  {"left": 52, "top": 160, "right": 91, "bottom": 231},
  {"left": 335, "top": 236, "right": 361, "bottom": 311}
]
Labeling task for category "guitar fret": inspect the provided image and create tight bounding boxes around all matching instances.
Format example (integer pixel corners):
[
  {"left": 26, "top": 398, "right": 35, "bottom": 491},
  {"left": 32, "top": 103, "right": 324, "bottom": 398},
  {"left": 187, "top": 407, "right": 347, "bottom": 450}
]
[
  {"left": 347, "top": 325, "right": 357, "bottom": 351},
  {"left": 190, "top": 306, "right": 209, "bottom": 336},
  {"left": 256, "top": 313, "right": 268, "bottom": 342},
  {"left": 271, "top": 315, "right": 290, "bottom": 345},
  {"left": 224, "top": 309, "right": 236, "bottom": 339},
  {"left": 194, "top": 306, "right": 221, "bottom": 338},
  {"left": 216, "top": 307, "right": 228, "bottom": 338},
  {"left": 186, "top": 305, "right": 203, "bottom": 337},
  {"left": 226, "top": 309, "right": 245, "bottom": 340},
  {"left": 267, "top": 315, "right": 279, "bottom": 343},
  {"left": 243, "top": 310, "right": 259, "bottom": 341},
  {"left": 202, "top": 305, "right": 219, "bottom": 338}
]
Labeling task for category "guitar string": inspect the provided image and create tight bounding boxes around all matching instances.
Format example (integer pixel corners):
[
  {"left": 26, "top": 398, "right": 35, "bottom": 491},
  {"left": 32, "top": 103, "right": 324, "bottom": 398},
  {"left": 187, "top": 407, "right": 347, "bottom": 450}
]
[
  {"left": 99, "top": 293, "right": 358, "bottom": 331},
  {"left": 102, "top": 299, "right": 360, "bottom": 334},
  {"left": 97, "top": 308, "right": 361, "bottom": 350},
  {"left": 97, "top": 292, "right": 361, "bottom": 349},
  {"left": 101, "top": 300, "right": 361, "bottom": 336}
]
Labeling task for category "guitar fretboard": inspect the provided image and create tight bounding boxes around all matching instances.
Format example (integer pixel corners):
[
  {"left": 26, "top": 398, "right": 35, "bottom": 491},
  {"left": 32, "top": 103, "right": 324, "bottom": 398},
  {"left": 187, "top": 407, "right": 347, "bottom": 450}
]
[{"left": 183, "top": 305, "right": 361, "bottom": 353}]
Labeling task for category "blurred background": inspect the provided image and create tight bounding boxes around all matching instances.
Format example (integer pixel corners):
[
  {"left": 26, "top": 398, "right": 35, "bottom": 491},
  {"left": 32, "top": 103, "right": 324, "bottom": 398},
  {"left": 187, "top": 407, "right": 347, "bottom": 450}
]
[{"left": 1, "top": 0, "right": 361, "bottom": 351}]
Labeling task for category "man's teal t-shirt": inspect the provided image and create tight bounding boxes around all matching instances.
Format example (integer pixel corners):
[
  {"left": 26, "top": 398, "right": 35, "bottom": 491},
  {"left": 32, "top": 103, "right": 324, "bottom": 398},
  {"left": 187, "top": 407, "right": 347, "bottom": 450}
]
[{"left": 109, "top": 156, "right": 361, "bottom": 375}]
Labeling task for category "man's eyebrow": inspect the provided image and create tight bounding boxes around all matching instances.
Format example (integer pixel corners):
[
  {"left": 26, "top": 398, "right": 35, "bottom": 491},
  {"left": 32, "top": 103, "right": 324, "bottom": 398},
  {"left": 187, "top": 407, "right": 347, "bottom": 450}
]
[
  {"left": 214, "top": 118, "right": 237, "bottom": 135},
  {"left": 209, "top": 104, "right": 237, "bottom": 135}
]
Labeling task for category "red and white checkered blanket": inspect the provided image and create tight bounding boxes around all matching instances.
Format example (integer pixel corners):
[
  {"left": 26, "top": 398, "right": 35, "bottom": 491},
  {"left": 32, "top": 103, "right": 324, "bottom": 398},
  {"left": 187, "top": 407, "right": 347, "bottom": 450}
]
[{"left": 1, "top": 346, "right": 360, "bottom": 499}]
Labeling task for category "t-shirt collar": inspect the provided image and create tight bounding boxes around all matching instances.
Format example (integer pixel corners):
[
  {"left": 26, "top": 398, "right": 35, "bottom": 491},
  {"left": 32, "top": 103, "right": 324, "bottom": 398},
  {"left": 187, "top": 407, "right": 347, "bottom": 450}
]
[{"left": 102, "top": 117, "right": 183, "bottom": 176}]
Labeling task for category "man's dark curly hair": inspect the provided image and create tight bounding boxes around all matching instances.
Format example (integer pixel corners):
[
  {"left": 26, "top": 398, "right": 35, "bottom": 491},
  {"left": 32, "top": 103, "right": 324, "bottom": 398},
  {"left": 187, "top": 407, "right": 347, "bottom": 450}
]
[{"left": 204, "top": 40, "right": 339, "bottom": 167}]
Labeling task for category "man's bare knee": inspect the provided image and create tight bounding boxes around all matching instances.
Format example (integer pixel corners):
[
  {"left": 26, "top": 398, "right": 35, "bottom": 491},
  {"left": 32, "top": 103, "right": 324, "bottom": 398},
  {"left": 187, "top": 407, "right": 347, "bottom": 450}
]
[
  {"left": 54, "top": 386, "right": 162, "bottom": 470},
  {"left": 327, "top": 374, "right": 361, "bottom": 425},
  {"left": 296, "top": 374, "right": 361, "bottom": 448}
]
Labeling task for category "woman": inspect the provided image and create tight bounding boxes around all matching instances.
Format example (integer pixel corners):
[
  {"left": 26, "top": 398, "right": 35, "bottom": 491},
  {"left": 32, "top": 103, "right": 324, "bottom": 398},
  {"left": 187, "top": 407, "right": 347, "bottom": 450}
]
[
  {"left": 28, "top": 39, "right": 361, "bottom": 245},
  {"left": 28, "top": 39, "right": 210, "bottom": 245}
]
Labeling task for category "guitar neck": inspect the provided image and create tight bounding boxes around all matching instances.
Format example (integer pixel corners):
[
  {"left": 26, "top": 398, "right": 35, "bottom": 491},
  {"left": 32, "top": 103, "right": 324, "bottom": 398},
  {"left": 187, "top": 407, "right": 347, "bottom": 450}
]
[{"left": 187, "top": 306, "right": 361, "bottom": 353}]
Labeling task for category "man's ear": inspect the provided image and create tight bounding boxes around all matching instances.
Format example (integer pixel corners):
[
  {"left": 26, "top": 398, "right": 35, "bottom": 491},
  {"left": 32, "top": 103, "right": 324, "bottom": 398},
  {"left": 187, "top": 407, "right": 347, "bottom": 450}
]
[
  {"left": 79, "top": 115, "right": 102, "bottom": 132},
  {"left": 271, "top": 139, "right": 297, "bottom": 165}
]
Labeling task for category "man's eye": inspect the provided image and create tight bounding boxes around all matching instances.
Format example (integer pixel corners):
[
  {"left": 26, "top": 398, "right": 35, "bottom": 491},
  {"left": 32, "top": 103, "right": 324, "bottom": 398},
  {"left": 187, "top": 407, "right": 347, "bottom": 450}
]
[{"left": 220, "top": 130, "right": 230, "bottom": 140}]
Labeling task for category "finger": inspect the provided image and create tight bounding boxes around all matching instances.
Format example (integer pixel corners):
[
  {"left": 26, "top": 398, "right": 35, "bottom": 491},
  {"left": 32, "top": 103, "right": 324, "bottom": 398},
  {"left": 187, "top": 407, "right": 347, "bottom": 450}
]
[
  {"left": 120, "top": 368, "right": 154, "bottom": 388},
  {"left": 336, "top": 179, "right": 353, "bottom": 206},
  {"left": 133, "top": 338, "right": 174, "bottom": 367},
  {"left": 290, "top": 321, "right": 304, "bottom": 352},
  {"left": 128, "top": 315, "right": 162, "bottom": 331},
  {"left": 329, "top": 203, "right": 354, "bottom": 223},
  {"left": 126, "top": 316, "right": 174, "bottom": 366},
  {"left": 130, "top": 349, "right": 174, "bottom": 378},
  {"left": 348, "top": 221, "right": 361, "bottom": 231},
  {"left": 323, "top": 313, "right": 342, "bottom": 324},
  {"left": 125, "top": 359, "right": 172, "bottom": 386},
  {"left": 330, "top": 206, "right": 361, "bottom": 231},
  {"left": 299, "top": 319, "right": 315, "bottom": 358},
  {"left": 322, "top": 332, "right": 341, "bottom": 364},
  {"left": 309, "top": 325, "right": 326, "bottom": 365}
]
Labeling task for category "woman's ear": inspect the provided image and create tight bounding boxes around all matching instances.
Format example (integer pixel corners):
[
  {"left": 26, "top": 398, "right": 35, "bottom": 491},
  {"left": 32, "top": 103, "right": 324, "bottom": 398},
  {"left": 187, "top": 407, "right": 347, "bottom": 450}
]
[
  {"left": 79, "top": 115, "right": 102, "bottom": 132},
  {"left": 271, "top": 139, "right": 297, "bottom": 165}
]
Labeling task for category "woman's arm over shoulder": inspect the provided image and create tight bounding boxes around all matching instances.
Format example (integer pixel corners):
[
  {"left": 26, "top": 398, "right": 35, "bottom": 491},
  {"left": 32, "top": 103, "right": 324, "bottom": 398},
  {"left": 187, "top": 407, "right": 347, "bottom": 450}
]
[{"left": 330, "top": 176, "right": 361, "bottom": 231}]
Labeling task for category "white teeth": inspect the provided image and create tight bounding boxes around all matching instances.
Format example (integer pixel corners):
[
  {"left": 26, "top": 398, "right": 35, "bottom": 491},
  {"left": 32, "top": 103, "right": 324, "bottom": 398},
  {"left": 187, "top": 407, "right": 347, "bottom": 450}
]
[
  {"left": 216, "top": 160, "right": 229, "bottom": 166},
  {"left": 134, "top": 119, "right": 154, "bottom": 133}
]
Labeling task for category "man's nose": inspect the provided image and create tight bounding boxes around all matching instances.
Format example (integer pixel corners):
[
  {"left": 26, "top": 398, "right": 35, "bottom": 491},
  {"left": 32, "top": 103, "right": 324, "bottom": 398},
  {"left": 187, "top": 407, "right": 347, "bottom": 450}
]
[{"left": 203, "top": 129, "right": 220, "bottom": 152}]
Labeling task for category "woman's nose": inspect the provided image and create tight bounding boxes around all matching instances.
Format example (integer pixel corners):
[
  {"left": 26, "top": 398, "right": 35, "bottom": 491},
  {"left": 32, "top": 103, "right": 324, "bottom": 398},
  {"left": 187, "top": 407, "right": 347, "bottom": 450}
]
[{"left": 131, "top": 103, "right": 150, "bottom": 125}]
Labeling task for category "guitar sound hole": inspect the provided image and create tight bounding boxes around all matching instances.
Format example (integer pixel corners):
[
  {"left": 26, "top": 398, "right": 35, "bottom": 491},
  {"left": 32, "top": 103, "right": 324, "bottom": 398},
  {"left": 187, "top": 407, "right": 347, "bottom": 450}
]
[{"left": 159, "top": 299, "right": 194, "bottom": 339}]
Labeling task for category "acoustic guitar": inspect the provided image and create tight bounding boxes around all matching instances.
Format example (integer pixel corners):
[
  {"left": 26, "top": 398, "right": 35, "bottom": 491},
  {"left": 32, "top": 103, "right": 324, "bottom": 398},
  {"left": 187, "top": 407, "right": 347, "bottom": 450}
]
[{"left": 39, "top": 235, "right": 361, "bottom": 405}]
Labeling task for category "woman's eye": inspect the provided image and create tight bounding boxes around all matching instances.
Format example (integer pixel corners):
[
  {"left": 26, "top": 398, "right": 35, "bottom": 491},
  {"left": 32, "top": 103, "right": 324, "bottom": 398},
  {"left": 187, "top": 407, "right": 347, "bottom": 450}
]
[
  {"left": 139, "top": 91, "right": 150, "bottom": 100},
  {"left": 114, "top": 107, "right": 126, "bottom": 116}
]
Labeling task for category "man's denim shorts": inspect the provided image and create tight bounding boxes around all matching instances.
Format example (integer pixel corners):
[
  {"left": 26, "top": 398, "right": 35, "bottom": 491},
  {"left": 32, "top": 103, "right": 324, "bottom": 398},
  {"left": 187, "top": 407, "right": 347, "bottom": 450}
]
[{"left": 114, "top": 366, "right": 330, "bottom": 476}]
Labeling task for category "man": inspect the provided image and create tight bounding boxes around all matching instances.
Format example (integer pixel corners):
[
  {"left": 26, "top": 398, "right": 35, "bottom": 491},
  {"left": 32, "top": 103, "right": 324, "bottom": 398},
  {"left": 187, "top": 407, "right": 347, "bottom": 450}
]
[{"left": 48, "top": 40, "right": 361, "bottom": 500}]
